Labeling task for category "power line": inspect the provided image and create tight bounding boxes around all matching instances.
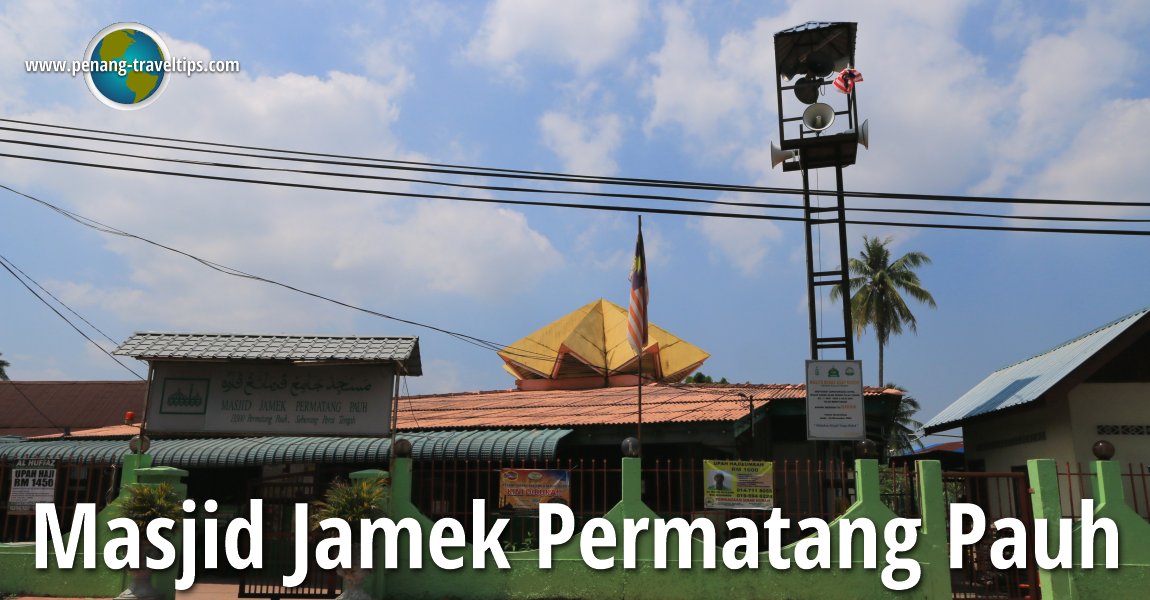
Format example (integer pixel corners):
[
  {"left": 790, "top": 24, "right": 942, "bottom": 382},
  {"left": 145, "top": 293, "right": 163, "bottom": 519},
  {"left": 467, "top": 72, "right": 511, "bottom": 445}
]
[
  {"left": 3, "top": 148, "right": 1150, "bottom": 236},
  {"left": 6, "top": 116, "right": 1150, "bottom": 210},
  {"left": 0, "top": 183, "right": 560, "bottom": 364},
  {"left": 2, "top": 256, "right": 120, "bottom": 346},
  {"left": 4, "top": 133, "right": 1150, "bottom": 227},
  {"left": 0, "top": 253, "right": 145, "bottom": 379}
]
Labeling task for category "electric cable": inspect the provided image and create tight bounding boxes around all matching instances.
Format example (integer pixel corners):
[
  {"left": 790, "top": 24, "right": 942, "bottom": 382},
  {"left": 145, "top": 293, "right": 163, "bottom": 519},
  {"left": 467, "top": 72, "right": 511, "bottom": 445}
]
[
  {"left": 0, "top": 253, "right": 145, "bottom": 379},
  {"left": 0, "top": 183, "right": 562, "bottom": 364},
  {"left": 5, "top": 117, "right": 1150, "bottom": 210},
  {"left": 2, "top": 256, "right": 120, "bottom": 346},
  {"left": 3, "top": 149, "right": 1150, "bottom": 235}
]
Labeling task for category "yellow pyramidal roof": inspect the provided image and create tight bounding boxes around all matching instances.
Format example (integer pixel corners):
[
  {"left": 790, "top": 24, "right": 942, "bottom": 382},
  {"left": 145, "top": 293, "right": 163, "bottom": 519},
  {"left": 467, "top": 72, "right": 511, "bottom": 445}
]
[{"left": 499, "top": 299, "right": 709, "bottom": 390}]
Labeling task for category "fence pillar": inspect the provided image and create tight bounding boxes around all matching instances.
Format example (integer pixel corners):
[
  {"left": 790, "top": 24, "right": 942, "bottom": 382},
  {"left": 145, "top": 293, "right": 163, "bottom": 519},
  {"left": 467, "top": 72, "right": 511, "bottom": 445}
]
[
  {"left": 1028, "top": 458, "right": 1072, "bottom": 599},
  {"left": 1089, "top": 459, "right": 1150, "bottom": 567},
  {"left": 127, "top": 466, "right": 189, "bottom": 600},
  {"left": 119, "top": 452, "right": 154, "bottom": 489},
  {"left": 854, "top": 458, "right": 880, "bottom": 504},
  {"left": 915, "top": 460, "right": 952, "bottom": 598},
  {"left": 350, "top": 469, "right": 390, "bottom": 599},
  {"left": 390, "top": 457, "right": 414, "bottom": 508},
  {"left": 621, "top": 457, "right": 642, "bottom": 506}
]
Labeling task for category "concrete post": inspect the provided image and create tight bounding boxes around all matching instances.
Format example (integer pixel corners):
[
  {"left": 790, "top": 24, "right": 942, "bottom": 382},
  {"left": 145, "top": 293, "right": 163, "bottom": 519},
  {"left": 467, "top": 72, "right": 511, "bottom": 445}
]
[
  {"left": 349, "top": 469, "right": 390, "bottom": 599},
  {"left": 1028, "top": 458, "right": 1072, "bottom": 599},
  {"left": 854, "top": 459, "right": 880, "bottom": 504},
  {"left": 915, "top": 460, "right": 952, "bottom": 599},
  {"left": 125, "top": 465, "right": 188, "bottom": 600},
  {"left": 621, "top": 457, "right": 642, "bottom": 506},
  {"left": 119, "top": 453, "right": 155, "bottom": 489}
]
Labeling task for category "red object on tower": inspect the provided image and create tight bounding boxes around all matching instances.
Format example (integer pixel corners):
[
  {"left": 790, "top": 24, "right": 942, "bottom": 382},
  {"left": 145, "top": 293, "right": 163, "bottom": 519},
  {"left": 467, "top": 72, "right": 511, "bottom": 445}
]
[
  {"left": 124, "top": 410, "right": 136, "bottom": 424},
  {"left": 833, "top": 68, "right": 863, "bottom": 94}
]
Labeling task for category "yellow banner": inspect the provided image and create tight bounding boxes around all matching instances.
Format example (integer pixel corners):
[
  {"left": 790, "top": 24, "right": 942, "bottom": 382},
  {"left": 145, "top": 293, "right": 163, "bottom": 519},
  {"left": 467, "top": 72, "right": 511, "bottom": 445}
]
[
  {"left": 703, "top": 460, "right": 774, "bottom": 510},
  {"left": 498, "top": 469, "right": 571, "bottom": 511}
]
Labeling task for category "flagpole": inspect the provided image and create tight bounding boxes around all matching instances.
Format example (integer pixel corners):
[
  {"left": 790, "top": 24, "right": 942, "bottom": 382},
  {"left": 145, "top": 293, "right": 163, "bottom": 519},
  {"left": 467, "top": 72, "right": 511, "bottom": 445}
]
[
  {"left": 627, "top": 214, "right": 648, "bottom": 455},
  {"left": 637, "top": 335, "right": 643, "bottom": 448}
]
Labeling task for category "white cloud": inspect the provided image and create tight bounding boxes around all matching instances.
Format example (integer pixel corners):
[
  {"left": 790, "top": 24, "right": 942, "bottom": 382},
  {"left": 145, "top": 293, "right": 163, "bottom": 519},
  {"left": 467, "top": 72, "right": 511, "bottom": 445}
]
[
  {"left": 538, "top": 111, "right": 624, "bottom": 175},
  {"left": 1014, "top": 98, "right": 1150, "bottom": 215},
  {"left": 1, "top": 33, "right": 562, "bottom": 335},
  {"left": 466, "top": 0, "right": 644, "bottom": 79},
  {"left": 0, "top": 0, "right": 97, "bottom": 111},
  {"left": 691, "top": 201, "right": 784, "bottom": 277},
  {"left": 643, "top": 4, "right": 749, "bottom": 149}
]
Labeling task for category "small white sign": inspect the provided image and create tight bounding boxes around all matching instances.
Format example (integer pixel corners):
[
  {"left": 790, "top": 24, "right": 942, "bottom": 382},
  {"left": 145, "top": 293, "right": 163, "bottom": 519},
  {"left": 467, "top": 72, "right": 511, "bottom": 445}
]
[
  {"left": 806, "top": 360, "right": 865, "bottom": 440},
  {"left": 8, "top": 459, "right": 57, "bottom": 515}
]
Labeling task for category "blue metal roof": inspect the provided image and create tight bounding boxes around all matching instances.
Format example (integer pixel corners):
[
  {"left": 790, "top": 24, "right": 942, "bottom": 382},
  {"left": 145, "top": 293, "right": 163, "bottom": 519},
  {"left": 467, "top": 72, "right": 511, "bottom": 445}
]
[
  {"left": 924, "top": 307, "right": 1150, "bottom": 433},
  {"left": 0, "top": 429, "right": 571, "bottom": 466}
]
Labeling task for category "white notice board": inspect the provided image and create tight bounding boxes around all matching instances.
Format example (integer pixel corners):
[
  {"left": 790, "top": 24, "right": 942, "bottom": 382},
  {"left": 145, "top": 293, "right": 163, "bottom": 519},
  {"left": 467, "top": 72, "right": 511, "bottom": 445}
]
[{"left": 806, "top": 360, "right": 865, "bottom": 440}]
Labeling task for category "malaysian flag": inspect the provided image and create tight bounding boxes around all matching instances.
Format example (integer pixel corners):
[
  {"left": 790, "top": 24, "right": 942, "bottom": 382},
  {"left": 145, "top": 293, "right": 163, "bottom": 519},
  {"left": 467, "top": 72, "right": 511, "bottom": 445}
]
[
  {"left": 833, "top": 68, "right": 863, "bottom": 94},
  {"left": 627, "top": 217, "right": 648, "bottom": 357}
]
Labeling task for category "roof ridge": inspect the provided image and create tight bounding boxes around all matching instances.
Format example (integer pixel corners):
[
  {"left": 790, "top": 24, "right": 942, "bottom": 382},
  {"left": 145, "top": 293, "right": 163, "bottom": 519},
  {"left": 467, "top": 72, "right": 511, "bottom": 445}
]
[{"left": 991, "top": 306, "right": 1150, "bottom": 374}]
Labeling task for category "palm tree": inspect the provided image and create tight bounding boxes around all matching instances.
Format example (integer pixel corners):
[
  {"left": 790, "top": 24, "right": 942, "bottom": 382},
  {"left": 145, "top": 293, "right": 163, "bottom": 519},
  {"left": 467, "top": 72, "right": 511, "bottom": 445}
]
[
  {"left": 0, "top": 352, "right": 9, "bottom": 381},
  {"left": 882, "top": 383, "right": 923, "bottom": 456},
  {"left": 830, "top": 235, "right": 936, "bottom": 386}
]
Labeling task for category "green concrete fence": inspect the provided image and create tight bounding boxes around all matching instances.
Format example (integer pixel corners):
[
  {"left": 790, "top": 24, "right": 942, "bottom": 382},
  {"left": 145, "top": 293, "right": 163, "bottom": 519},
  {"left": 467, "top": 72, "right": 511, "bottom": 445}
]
[
  {"left": 360, "top": 457, "right": 951, "bottom": 600},
  {"left": 0, "top": 453, "right": 188, "bottom": 599},
  {"left": 1029, "top": 458, "right": 1150, "bottom": 599},
  {"left": 4, "top": 453, "right": 1150, "bottom": 599}
]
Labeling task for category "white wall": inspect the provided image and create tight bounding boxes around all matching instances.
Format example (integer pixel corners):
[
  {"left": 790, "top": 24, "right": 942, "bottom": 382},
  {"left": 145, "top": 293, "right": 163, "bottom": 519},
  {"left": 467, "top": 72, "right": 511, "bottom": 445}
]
[{"left": 1068, "top": 383, "right": 1150, "bottom": 465}]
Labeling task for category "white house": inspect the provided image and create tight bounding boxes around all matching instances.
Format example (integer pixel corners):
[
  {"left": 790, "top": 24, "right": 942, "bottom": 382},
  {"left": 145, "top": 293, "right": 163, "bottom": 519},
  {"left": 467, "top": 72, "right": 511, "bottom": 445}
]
[{"left": 925, "top": 307, "right": 1150, "bottom": 473}]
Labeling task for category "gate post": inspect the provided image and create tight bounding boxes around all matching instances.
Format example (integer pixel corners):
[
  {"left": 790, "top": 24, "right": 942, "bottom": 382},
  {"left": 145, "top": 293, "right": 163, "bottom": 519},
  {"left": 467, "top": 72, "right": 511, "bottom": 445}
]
[
  {"left": 349, "top": 469, "right": 390, "bottom": 600},
  {"left": 129, "top": 466, "right": 189, "bottom": 600},
  {"left": 915, "top": 460, "right": 952, "bottom": 598},
  {"left": 1028, "top": 458, "right": 1072, "bottom": 599}
]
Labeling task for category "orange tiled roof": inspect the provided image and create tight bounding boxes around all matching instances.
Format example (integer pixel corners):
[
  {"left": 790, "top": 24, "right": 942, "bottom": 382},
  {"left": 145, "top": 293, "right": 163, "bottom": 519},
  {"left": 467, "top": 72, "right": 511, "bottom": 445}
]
[
  {"left": 28, "top": 424, "right": 140, "bottom": 440},
  {"left": 16, "top": 382, "right": 902, "bottom": 438},
  {"left": 395, "top": 383, "right": 898, "bottom": 429}
]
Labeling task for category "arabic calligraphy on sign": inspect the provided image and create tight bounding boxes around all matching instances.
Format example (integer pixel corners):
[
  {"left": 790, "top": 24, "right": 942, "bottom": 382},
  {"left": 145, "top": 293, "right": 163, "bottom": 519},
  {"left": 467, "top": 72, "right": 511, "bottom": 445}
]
[{"left": 219, "top": 370, "right": 374, "bottom": 397}]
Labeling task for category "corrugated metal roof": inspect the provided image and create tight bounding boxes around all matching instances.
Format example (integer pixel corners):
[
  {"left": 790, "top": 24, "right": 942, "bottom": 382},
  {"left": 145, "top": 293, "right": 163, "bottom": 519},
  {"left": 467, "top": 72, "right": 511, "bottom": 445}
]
[
  {"left": 924, "top": 307, "right": 1150, "bottom": 433},
  {"left": 113, "top": 333, "right": 422, "bottom": 375},
  {"left": 0, "top": 429, "right": 570, "bottom": 466},
  {"left": 774, "top": 21, "right": 857, "bottom": 81},
  {"left": 401, "top": 383, "right": 896, "bottom": 429}
]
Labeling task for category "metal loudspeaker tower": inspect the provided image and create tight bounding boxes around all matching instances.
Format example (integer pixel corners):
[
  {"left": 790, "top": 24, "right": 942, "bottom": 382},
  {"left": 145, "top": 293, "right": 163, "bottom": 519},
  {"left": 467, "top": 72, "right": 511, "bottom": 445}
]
[{"left": 771, "top": 22, "right": 869, "bottom": 360}]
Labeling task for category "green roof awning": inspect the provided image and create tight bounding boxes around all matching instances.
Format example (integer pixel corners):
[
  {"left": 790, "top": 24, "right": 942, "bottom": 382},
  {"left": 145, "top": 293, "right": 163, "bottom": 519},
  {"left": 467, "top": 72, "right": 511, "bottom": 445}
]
[{"left": 0, "top": 429, "right": 571, "bottom": 467}]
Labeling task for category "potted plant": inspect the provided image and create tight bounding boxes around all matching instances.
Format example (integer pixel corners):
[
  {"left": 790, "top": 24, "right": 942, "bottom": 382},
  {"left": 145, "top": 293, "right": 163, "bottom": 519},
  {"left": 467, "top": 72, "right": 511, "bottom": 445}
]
[
  {"left": 115, "top": 482, "right": 183, "bottom": 600},
  {"left": 312, "top": 477, "right": 389, "bottom": 600}
]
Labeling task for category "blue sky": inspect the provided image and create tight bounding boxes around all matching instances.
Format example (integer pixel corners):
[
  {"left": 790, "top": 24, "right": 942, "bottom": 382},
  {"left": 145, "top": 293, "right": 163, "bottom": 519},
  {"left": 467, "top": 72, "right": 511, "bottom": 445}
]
[{"left": 1, "top": 1, "right": 1148, "bottom": 437}]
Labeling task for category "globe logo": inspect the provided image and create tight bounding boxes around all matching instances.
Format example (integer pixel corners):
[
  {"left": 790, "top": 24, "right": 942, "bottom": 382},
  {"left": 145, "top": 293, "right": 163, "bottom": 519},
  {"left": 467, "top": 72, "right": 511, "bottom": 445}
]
[{"left": 83, "top": 23, "right": 170, "bottom": 110}]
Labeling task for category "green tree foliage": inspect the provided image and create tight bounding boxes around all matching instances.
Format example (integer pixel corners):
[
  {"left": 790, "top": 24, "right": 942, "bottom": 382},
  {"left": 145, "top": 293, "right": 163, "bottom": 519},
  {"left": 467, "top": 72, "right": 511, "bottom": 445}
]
[
  {"left": 683, "top": 372, "right": 729, "bottom": 384},
  {"left": 312, "top": 477, "right": 389, "bottom": 543},
  {"left": 882, "top": 383, "right": 923, "bottom": 456},
  {"left": 117, "top": 482, "right": 184, "bottom": 529},
  {"left": 117, "top": 482, "right": 184, "bottom": 561},
  {"left": 0, "top": 352, "right": 9, "bottom": 380},
  {"left": 831, "top": 235, "right": 936, "bottom": 386}
]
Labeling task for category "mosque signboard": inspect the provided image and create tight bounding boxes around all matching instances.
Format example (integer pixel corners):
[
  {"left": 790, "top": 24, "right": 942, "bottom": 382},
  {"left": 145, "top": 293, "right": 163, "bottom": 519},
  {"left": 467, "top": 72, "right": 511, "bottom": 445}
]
[
  {"left": 805, "top": 360, "right": 866, "bottom": 440},
  {"left": 145, "top": 362, "right": 395, "bottom": 436}
]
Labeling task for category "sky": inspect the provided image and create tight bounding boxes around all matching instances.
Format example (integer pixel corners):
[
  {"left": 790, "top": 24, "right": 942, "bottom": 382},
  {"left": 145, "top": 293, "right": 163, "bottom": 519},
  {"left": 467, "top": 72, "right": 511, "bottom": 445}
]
[{"left": 1, "top": 0, "right": 1148, "bottom": 438}]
